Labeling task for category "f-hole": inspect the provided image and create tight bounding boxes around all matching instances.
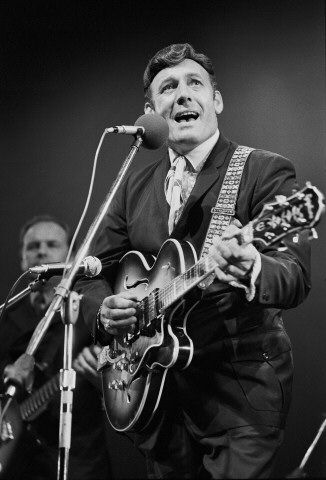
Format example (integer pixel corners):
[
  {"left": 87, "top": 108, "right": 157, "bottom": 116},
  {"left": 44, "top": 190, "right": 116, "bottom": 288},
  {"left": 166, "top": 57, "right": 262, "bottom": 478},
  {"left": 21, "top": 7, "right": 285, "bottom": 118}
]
[{"left": 124, "top": 275, "right": 149, "bottom": 290}]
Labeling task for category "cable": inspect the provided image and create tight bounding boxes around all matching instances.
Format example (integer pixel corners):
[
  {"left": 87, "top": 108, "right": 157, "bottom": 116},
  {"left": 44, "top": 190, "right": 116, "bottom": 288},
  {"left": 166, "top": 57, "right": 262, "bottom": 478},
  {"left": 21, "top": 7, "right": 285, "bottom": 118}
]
[
  {"left": 0, "top": 271, "right": 31, "bottom": 325},
  {"left": 63, "top": 129, "right": 109, "bottom": 277}
]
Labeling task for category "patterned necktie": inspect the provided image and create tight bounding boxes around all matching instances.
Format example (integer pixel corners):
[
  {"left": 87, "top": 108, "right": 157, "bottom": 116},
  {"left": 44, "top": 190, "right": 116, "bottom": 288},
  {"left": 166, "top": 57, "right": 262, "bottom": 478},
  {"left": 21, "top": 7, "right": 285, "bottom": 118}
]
[{"left": 164, "top": 156, "right": 186, "bottom": 234}]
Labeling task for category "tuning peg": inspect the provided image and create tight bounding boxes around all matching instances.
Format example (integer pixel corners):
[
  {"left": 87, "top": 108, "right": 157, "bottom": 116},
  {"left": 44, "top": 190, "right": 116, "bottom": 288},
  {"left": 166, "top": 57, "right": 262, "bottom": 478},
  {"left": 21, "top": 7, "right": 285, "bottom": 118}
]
[
  {"left": 277, "top": 241, "right": 288, "bottom": 252},
  {"left": 309, "top": 228, "right": 318, "bottom": 240}
]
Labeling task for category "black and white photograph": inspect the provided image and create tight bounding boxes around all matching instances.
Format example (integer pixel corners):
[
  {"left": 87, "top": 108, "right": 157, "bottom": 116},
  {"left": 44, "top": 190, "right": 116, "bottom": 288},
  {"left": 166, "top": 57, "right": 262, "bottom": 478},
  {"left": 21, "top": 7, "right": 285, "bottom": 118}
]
[{"left": 0, "top": 1, "right": 325, "bottom": 478}]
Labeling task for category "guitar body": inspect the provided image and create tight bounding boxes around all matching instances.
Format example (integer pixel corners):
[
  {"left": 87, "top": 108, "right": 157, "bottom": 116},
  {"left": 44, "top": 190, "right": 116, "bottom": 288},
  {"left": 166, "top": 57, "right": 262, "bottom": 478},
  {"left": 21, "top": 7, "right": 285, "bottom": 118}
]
[{"left": 100, "top": 239, "right": 198, "bottom": 432}]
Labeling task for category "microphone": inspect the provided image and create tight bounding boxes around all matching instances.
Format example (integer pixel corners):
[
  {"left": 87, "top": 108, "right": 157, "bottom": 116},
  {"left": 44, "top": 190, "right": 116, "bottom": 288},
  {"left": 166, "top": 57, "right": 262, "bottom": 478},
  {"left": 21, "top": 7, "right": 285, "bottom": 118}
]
[
  {"left": 29, "top": 256, "right": 102, "bottom": 278},
  {"left": 106, "top": 113, "right": 169, "bottom": 150},
  {"left": 106, "top": 125, "right": 145, "bottom": 135}
]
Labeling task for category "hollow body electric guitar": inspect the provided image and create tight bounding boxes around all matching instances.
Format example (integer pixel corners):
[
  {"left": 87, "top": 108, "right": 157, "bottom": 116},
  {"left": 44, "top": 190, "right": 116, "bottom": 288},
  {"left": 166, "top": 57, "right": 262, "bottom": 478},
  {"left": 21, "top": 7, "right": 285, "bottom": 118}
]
[{"left": 98, "top": 183, "right": 325, "bottom": 433}]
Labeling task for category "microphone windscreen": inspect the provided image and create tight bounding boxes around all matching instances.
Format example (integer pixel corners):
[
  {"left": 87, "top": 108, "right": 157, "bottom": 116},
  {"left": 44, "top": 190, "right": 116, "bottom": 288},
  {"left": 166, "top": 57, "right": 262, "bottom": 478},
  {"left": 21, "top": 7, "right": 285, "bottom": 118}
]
[
  {"left": 134, "top": 113, "right": 169, "bottom": 150},
  {"left": 84, "top": 256, "right": 102, "bottom": 277}
]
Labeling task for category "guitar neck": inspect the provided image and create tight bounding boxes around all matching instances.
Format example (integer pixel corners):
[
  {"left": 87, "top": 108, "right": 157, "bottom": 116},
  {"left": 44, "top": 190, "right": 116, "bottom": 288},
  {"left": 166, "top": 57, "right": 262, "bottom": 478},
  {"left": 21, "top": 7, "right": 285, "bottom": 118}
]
[
  {"left": 138, "top": 254, "right": 216, "bottom": 328},
  {"left": 161, "top": 255, "right": 216, "bottom": 307},
  {"left": 19, "top": 373, "right": 60, "bottom": 421}
]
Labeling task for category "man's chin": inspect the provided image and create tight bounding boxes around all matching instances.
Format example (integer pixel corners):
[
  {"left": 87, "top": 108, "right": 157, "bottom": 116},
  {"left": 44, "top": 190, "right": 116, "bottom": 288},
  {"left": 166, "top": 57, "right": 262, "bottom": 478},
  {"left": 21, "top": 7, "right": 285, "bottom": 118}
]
[{"left": 169, "top": 132, "right": 200, "bottom": 152}]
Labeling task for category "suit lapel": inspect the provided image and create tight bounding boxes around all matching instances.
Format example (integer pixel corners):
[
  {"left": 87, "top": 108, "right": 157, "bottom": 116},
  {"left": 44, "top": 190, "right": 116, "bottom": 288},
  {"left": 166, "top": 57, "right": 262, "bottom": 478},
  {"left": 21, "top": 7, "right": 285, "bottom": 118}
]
[{"left": 170, "top": 134, "right": 232, "bottom": 237}]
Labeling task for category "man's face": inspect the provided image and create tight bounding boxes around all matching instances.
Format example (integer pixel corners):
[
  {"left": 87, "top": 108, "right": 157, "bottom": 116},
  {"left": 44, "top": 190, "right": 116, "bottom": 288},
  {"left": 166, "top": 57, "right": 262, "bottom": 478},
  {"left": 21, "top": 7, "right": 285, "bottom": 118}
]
[
  {"left": 21, "top": 221, "right": 69, "bottom": 270},
  {"left": 145, "top": 59, "right": 223, "bottom": 154}
]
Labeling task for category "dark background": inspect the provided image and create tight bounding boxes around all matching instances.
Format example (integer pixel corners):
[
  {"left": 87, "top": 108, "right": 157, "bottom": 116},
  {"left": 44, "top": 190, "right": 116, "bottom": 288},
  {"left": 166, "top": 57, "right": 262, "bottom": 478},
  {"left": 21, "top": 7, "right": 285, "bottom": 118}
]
[{"left": 1, "top": 0, "right": 325, "bottom": 477}]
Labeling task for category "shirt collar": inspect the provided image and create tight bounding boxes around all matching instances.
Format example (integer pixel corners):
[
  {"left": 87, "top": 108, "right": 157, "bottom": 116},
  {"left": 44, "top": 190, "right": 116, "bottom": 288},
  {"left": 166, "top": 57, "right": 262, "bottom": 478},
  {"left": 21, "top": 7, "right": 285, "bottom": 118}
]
[{"left": 168, "top": 128, "right": 220, "bottom": 172}]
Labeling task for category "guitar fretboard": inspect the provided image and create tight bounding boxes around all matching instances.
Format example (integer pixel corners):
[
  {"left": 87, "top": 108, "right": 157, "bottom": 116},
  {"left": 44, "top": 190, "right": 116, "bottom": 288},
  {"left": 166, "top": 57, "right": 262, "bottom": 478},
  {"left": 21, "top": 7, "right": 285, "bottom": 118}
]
[{"left": 20, "top": 373, "right": 60, "bottom": 421}]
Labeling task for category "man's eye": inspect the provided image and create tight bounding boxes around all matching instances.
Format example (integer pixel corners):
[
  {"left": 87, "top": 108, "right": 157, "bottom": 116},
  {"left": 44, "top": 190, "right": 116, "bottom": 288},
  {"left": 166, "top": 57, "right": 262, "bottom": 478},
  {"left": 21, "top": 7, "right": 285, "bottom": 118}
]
[
  {"left": 47, "top": 242, "right": 60, "bottom": 248},
  {"left": 191, "top": 79, "right": 201, "bottom": 86},
  {"left": 26, "top": 243, "right": 39, "bottom": 251},
  {"left": 161, "top": 84, "right": 174, "bottom": 93}
]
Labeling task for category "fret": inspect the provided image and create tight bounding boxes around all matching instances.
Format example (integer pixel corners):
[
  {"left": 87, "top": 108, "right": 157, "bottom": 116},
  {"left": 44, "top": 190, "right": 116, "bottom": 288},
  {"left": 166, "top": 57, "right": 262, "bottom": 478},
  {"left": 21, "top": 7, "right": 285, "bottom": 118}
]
[
  {"left": 142, "top": 297, "right": 150, "bottom": 327},
  {"left": 154, "top": 288, "right": 162, "bottom": 316},
  {"left": 30, "top": 398, "right": 38, "bottom": 413},
  {"left": 137, "top": 300, "right": 145, "bottom": 330},
  {"left": 173, "top": 278, "right": 177, "bottom": 300},
  {"left": 175, "top": 277, "right": 183, "bottom": 297},
  {"left": 148, "top": 292, "right": 157, "bottom": 321}
]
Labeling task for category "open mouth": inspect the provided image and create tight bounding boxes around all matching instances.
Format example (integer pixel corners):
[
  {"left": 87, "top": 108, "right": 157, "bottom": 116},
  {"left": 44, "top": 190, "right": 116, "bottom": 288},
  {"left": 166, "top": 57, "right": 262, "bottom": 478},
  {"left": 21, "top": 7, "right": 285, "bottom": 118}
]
[{"left": 174, "top": 111, "right": 199, "bottom": 123}]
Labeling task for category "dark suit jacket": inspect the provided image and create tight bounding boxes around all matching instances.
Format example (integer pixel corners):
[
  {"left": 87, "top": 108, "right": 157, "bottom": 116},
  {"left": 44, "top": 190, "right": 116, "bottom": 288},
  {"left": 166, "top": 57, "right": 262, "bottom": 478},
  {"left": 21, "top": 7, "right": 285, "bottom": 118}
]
[{"left": 78, "top": 133, "right": 311, "bottom": 434}]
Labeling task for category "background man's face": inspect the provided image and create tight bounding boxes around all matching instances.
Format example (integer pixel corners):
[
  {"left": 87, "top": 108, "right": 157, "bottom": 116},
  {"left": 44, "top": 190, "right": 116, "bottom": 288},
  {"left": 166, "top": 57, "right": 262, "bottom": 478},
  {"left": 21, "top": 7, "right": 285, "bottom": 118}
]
[
  {"left": 21, "top": 221, "right": 69, "bottom": 270},
  {"left": 145, "top": 59, "right": 223, "bottom": 154}
]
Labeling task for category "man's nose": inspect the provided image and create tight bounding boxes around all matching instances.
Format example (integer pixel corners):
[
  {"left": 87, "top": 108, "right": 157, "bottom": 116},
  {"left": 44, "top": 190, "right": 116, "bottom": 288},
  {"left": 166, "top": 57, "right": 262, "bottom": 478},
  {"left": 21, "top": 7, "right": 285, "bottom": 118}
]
[
  {"left": 176, "top": 82, "right": 192, "bottom": 105},
  {"left": 37, "top": 243, "right": 49, "bottom": 258}
]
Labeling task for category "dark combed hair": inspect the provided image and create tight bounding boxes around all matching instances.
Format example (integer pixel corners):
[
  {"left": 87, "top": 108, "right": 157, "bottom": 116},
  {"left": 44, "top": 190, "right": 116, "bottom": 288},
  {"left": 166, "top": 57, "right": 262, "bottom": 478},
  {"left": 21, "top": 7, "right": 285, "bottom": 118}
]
[
  {"left": 19, "top": 214, "right": 72, "bottom": 249},
  {"left": 143, "top": 43, "right": 217, "bottom": 100}
]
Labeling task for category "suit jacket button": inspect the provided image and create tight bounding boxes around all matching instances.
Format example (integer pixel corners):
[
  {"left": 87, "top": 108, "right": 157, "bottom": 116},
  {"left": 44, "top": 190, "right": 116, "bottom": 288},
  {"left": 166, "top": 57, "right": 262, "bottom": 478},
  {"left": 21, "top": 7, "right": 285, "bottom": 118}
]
[
  {"left": 262, "top": 291, "right": 270, "bottom": 301},
  {"left": 263, "top": 352, "right": 269, "bottom": 360}
]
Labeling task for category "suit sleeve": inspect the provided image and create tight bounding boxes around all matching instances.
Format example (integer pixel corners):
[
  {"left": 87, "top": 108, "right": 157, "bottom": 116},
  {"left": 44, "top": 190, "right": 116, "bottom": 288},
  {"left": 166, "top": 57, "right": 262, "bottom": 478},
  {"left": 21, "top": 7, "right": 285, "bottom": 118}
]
[{"left": 248, "top": 153, "right": 311, "bottom": 308}]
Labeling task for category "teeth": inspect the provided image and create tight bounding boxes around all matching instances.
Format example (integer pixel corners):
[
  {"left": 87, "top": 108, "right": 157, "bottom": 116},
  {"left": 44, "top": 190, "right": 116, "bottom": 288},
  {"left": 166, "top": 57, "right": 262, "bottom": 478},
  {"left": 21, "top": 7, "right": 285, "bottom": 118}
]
[{"left": 175, "top": 111, "right": 199, "bottom": 122}]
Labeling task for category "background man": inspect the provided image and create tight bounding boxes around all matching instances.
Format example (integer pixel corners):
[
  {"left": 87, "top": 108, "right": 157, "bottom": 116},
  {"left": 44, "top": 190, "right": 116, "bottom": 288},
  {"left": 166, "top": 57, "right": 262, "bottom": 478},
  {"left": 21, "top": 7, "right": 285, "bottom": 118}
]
[
  {"left": 0, "top": 215, "right": 110, "bottom": 480},
  {"left": 80, "top": 43, "right": 311, "bottom": 478}
]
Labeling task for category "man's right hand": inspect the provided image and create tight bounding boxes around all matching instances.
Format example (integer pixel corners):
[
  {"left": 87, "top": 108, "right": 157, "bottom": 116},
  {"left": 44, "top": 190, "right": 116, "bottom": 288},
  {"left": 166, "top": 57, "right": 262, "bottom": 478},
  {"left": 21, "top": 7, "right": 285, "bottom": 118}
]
[{"left": 100, "top": 292, "right": 138, "bottom": 336}]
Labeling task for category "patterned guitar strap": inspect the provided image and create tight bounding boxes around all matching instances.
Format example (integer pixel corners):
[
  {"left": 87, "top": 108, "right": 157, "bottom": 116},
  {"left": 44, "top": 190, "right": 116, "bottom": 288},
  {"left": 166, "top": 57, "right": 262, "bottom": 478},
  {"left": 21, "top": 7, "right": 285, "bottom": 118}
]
[{"left": 198, "top": 145, "right": 254, "bottom": 289}]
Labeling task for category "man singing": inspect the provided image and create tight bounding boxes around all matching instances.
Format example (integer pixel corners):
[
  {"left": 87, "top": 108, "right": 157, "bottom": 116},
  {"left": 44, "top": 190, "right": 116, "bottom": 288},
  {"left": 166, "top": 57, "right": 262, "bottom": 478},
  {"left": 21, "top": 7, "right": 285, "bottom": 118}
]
[{"left": 80, "top": 43, "right": 310, "bottom": 478}]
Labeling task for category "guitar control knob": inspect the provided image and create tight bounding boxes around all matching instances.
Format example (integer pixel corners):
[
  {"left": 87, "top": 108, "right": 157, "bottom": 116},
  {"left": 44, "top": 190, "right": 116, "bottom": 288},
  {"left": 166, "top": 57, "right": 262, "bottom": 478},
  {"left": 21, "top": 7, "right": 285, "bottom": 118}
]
[{"left": 292, "top": 234, "right": 299, "bottom": 243}]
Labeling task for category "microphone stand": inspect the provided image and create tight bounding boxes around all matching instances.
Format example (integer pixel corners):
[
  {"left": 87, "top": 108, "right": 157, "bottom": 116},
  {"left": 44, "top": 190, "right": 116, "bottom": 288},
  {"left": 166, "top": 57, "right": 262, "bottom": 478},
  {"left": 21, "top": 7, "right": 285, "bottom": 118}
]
[
  {"left": 0, "top": 277, "right": 45, "bottom": 315},
  {"left": 57, "top": 290, "right": 80, "bottom": 480},
  {"left": 286, "top": 415, "right": 326, "bottom": 478},
  {"left": 23, "top": 133, "right": 144, "bottom": 480}
]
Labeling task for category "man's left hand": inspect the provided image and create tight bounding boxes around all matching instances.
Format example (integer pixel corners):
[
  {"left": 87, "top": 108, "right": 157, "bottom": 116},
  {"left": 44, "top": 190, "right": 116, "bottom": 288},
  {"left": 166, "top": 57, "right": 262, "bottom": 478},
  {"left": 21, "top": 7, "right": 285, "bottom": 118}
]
[{"left": 210, "top": 220, "right": 259, "bottom": 284}]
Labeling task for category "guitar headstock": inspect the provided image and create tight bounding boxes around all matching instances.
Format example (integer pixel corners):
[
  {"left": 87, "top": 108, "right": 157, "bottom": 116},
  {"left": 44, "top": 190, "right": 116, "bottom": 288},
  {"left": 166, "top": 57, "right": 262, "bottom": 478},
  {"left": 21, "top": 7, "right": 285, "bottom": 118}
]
[{"left": 251, "top": 182, "right": 325, "bottom": 247}]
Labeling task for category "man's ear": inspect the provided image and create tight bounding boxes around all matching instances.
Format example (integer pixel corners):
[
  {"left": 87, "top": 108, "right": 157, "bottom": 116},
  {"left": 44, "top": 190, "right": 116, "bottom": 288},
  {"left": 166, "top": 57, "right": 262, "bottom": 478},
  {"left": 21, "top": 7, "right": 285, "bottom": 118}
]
[
  {"left": 213, "top": 90, "right": 224, "bottom": 115},
  {"left": 144, "top": 102, "right": 155, "bottom": 114}
]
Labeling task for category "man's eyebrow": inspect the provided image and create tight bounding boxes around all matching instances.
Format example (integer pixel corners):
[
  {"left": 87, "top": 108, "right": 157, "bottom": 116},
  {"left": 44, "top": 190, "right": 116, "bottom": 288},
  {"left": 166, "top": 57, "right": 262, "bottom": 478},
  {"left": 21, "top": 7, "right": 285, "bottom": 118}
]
[
  {"left": 157, "top": 75, "right": 176, "bottom": 88},
  {"left": 158, "top": 71, "right": 204, "bottom": 88}
]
